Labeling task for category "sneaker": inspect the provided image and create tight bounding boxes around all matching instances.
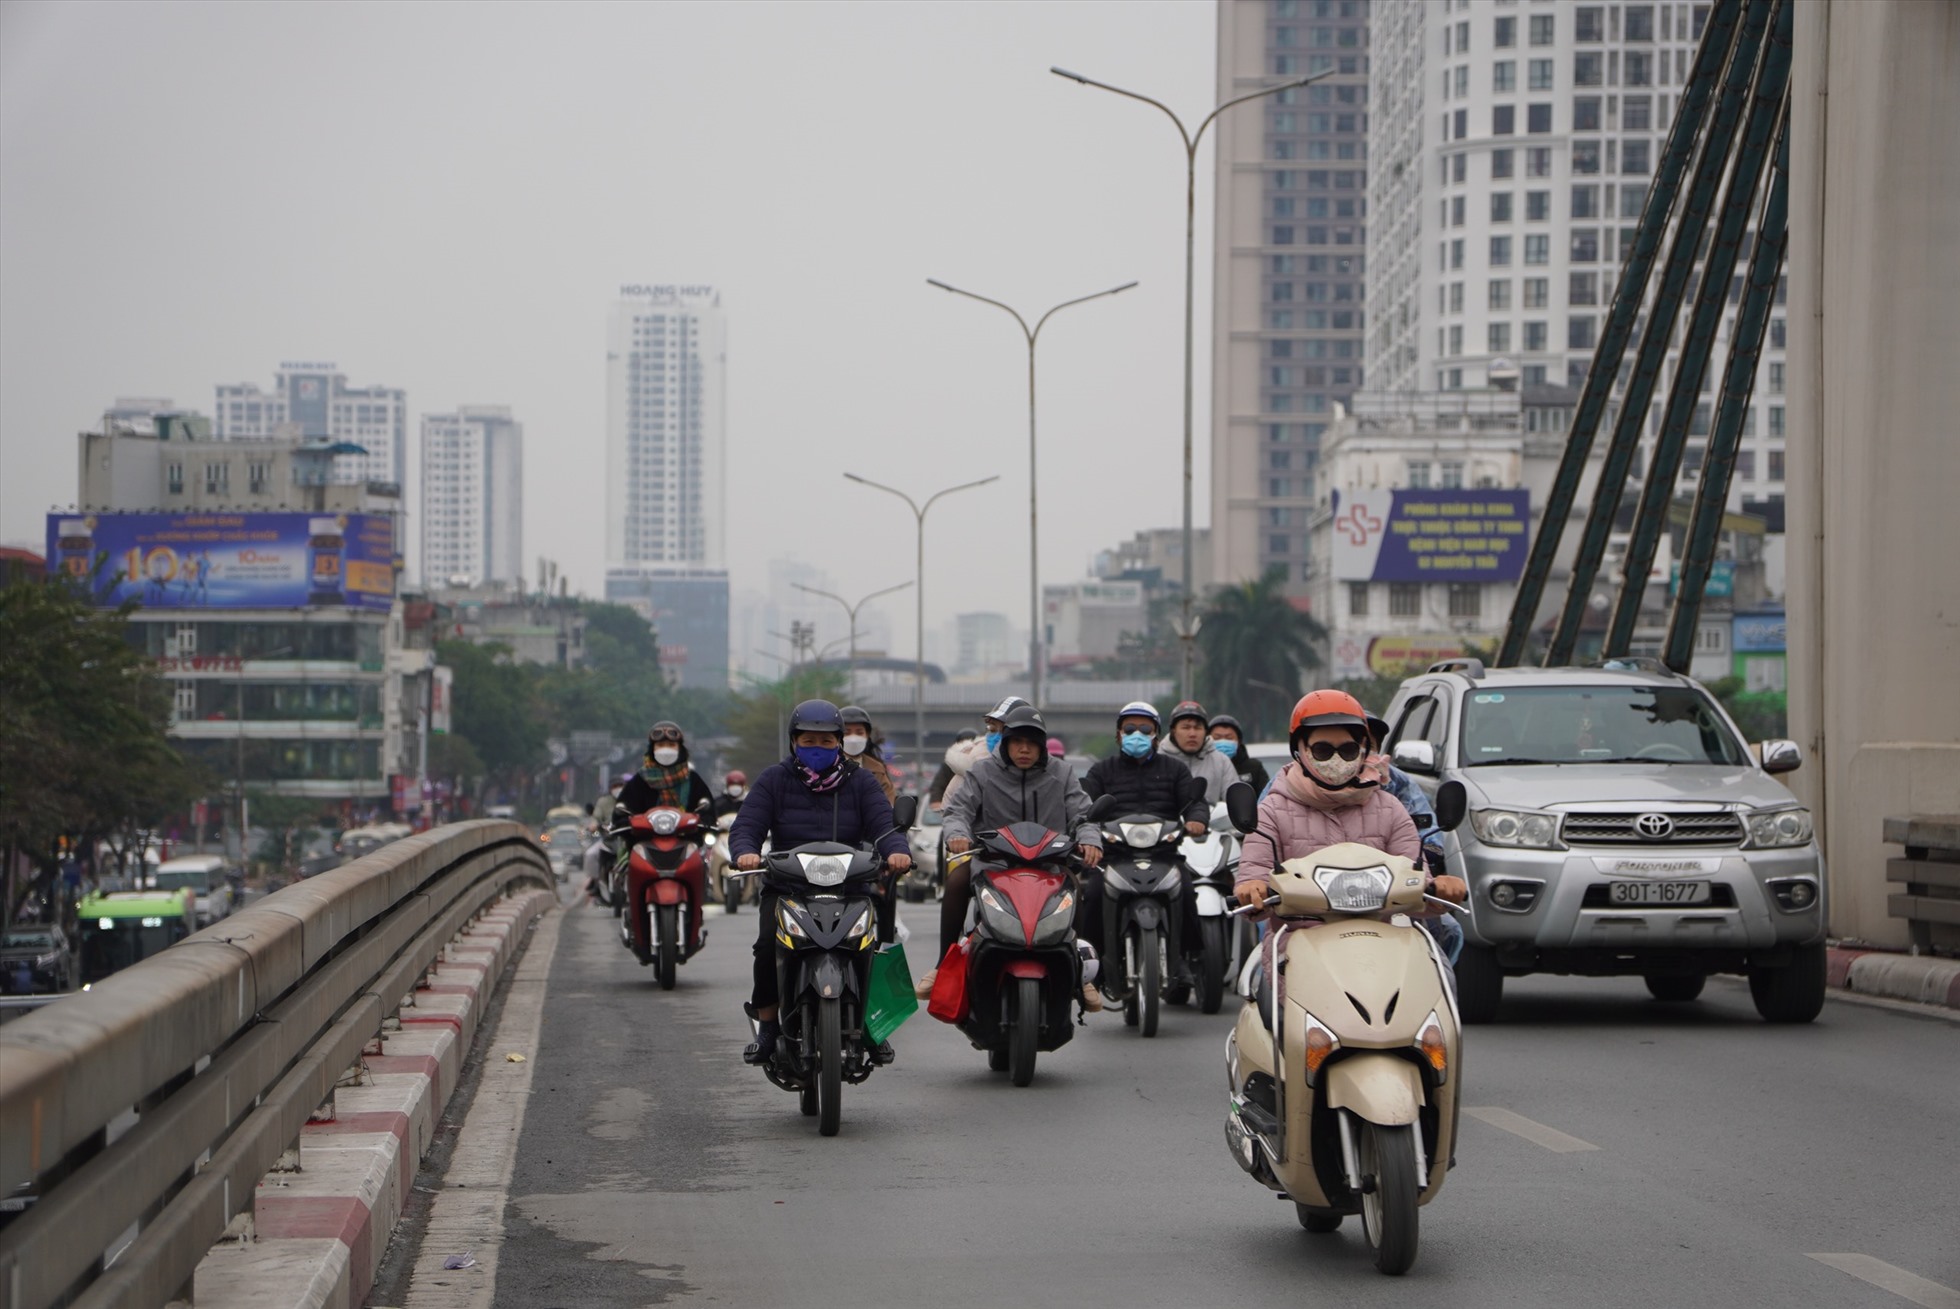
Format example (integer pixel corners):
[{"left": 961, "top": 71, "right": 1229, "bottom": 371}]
[
  {"left": 869, "top": 1040, "right": 896, "bottom": 1066},
  {"left": 1079, "top": 981, "right": 1105, "bottom": 1013},
  {"left": 742, "top": 1019, "right": 779, "bottom": 1065},
  {"left": 914, "top": 968, "right": 937, "bottom": 1000}
]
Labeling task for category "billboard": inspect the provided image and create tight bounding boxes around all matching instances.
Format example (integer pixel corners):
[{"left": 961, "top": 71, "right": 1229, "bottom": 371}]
[
  {"left": 47, "top": 512, "right": 395, "bottom": 611},
  {"left": 1331, "top": 489, "right": 1530, "bottom": 583}
]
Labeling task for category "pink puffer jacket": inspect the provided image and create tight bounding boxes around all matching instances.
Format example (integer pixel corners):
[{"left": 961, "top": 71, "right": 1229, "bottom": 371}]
[{"left": 1234, "top": 761, "right": 1423, "bottom": 888}]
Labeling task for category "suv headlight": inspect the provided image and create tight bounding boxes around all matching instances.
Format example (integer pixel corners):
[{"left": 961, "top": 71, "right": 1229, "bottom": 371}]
[
  {"left": 1746, "top": 807, "right": 1813, "bottom": 849},
  {"left": 1469, "top": 808, "right": 1566, "bottom": 850}
]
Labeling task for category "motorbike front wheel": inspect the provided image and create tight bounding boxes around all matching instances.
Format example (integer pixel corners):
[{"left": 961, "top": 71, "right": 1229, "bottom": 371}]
[
  {"left": 723, "top": 872, "right": 742, "bottom": 913},
  {"left": 817, "top": 996, "right": 843, "bottom": 1137},
  {"left": 1130, "top": 925, "right": 1162, "bottom": 1038},
  {"left": 1197, "top": 919, "right": 1226, "bottom": 1014},
  {"left": 655, "top": 905, "right": 678, "bottom": 990},
  {"left": 1358, "top": 1120, "right": 1420, "bottom": 1276},
  {"left": 1009, "top": 976, "right": 1040, "bottom": 1087}
]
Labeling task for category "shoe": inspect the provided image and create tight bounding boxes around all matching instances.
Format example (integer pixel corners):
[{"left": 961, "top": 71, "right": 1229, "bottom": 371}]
[
  {"left": 870, "top": 1040, "right": 896, "bottom": 1066},
  {"left": 914, "top": 968, "right": 937, "bottom": 1000},
  {"left": 1079, "top": 981, "right": 1105, "bottom": 1013},
  {"left": 743, "top": 1019, "right": 779, "bottom": 1065}
]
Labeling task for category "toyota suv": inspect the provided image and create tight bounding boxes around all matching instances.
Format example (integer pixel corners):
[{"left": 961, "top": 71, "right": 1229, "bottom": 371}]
[{"left": 1381, "top": 658, "right": 1826, "bottom": 1024}]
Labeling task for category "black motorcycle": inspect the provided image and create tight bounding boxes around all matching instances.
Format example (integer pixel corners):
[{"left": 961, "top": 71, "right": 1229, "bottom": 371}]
[{"left": 1093, "top": 807, "right": 1192, "bottom": 1039}]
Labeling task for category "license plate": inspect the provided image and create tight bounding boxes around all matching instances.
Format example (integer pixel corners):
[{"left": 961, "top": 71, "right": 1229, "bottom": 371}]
[{"left": 1608, "top": 880, "right": 1712, "bottom": 906}]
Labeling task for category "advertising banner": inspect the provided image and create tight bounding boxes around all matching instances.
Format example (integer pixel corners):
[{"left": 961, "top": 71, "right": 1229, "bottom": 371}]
[
  {"left": 47, "top": 512, "right": 395, "bottom": 611},
  {"left": 1365, "top": 635, "right": 1473, "bottom": 677},
  {"left": 1331, "top": 489, "right": 1530, "bottom": 582},
  {"left": 1731, "top": 611, "right": 1787, "bottom": 653},
  {"left": 431, "top": 665, "right": 453, "bottom": 734}
]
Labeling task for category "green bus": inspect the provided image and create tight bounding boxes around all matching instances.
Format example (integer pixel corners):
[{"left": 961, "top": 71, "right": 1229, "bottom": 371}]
[{"left": 76, "top": 887, "right": 194, "bottom": 985}]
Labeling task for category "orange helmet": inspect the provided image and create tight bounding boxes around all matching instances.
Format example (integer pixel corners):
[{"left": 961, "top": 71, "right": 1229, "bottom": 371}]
[{"left": 1289, "top": 689, "right": 1372, "bottom": 743}]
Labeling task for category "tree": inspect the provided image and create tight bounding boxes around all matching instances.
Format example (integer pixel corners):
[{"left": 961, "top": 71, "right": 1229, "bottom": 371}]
[
  {"left": 435, "top": 639, "right": 546, "bottom": 798},
  {"left": 1194, "top": 567, "right": 1329, "bottom": 740},
  {"left": 725, "top": 668, "right": 847, "bottom": 776}
]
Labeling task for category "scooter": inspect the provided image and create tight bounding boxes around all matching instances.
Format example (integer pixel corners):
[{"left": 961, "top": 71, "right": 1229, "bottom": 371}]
[
  {"left": 613, "top": 808, "right": 710, "bottom": 990},
  {"left": 1183, "top": 801, "right": 1242, "bottom": 1015},
  {"left": 954, "top": 822, "right": 1084, "bottom": 1087},
  {"left": 1221, "top": 782, "right": 1469, "bottom": 1277},
  {"left": 1093, "top": 803, "right": 1192, "bottom": 1039},
  {"left": 705, "top": 812, "right": 744, "bottom": 912}
]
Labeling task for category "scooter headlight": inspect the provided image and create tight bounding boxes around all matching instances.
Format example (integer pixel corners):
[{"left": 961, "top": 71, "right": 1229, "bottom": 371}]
[
  {"left": 650, "top": 810, "right": 681, "bottom": 836},
  {"left": 1311, "top": 864, "right": 1393, "bottom": 913},
  {"left": 1414, "top": 1009, "right": 1449, "bottom": 1084},
  {"left": 1033, "top": 889, "right": 1076, "bottom": 945},
  {"left": 1120, "top": 822, "right": 1163, "bottom": 849},
  {"left": 798, "top": 853, "right": 849, "bottom": 886}
]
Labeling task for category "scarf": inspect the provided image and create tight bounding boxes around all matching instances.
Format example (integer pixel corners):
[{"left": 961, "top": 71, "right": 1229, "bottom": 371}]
[
  {"left": 798, "top": 757, "right": 848, "bottom": 794},
  {"left": 640, "top": 757, "right": 692, "bottom": 808},
  {"left": 1278, "top": 754, "right": 1391, "bottom": 812}
]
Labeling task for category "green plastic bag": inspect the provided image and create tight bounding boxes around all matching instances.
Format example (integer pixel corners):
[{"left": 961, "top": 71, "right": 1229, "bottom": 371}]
[{"left": 865, "top": 942, "right": 919, "bottom": 1045}]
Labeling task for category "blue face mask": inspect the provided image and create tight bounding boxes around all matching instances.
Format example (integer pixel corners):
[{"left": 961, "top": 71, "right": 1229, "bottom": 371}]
[
  {"left": 1213, "top": 739, "right": 1238, "bottom": 759},
  {"left": 985, "top": 732, "right": 1003, "bottom": 755},
  {"left": 794, "top": 745, "right": 840, "bottom": 772},
  {"left": 1120, "top": 731, "right": 1155, "bottom": 759}
]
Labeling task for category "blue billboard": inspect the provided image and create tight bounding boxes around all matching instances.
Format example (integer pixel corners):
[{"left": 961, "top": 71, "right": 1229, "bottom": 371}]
[
  {"left": 1330, "top": 489, "right": 1531, "bottom": 583},
  {"left": 46, "top": 512, "right": 396, "bottom": 611}
]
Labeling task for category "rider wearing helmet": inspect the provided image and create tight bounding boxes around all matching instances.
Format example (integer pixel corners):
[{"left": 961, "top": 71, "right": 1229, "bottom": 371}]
[
  {"left": 713, "top": 770, "right": 749, "bottom": 820},
  {"left": 941, "top": 695, "right": 1030, "bottom": 809},
  {"left": 1207, "top": 713, "right": 1271, "bottom": 796},
  {"left": 584, "top": 771, "right": 636, "bottom": 903},
  {"left": 729, "top": 699, "right": 913, "bottom": 1064},
  {"left": 616, "top": 722, "right": 716, "bottom": 822},
  {"left": 839, "top": 705, "right": 898, "bottom": 806},
  {"left": 1164, "top": 700, "right": 1241, "bottom": 803},
  {"left": 928, "top": 728, "right": 978, "bottom": 808}
]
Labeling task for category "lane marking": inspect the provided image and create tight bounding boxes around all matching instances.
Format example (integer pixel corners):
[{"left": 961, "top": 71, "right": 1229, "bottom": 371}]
[
  {"left": 1808, "top": 1255, "right": 1960, "bottom": 1309},
  {"left": 1463, "top": 1106, "right": 1600, "bottom": 1154},
  {"left": 402, "top": 902, "right": 566, "bottom": 1309}
]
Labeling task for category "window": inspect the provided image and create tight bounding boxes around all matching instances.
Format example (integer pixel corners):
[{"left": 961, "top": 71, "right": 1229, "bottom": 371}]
[
  {"left": 1450, "top": 281, "right": 1465, "bottom": 312},
  {"left": 1769, "top": 406, "right": 1785, "bottom": 437},
  {"left": 1493, "top": 60, "right": 1516, "bottom": 92},
  {"left": 1489, "top": 278, "right": 1512, "bottom": 309},
  {"left": 1527, "top": 103, "right": 1553, "bottom": 133},
  {"left": 1491, "top": 192, "right": 1513, "bottom": 222},
  {"left": 1492, "top": 104, "right": 1515, "bottom": 135},
  {"left": 1449, "top": 324, "right": 1464, "bottom": 354},
  {"left": 1569, "top": 315, "right": 1598, "bottom": 350},
  {"left": 1524, "top": 234, "right": 1551, "bottom": 265},
  {"left": 1573, "top": 141, "right": 1601, "bottom": 174},
  {"left": 1528, "top": 14, "right": 1554, "bottom": 45},
  {"left": 1770, "top": 317, "right": 1786, "bottom": 349},
  {"left": 1488, "top": 322, "right": 1512, "bottom": 352},
  {"left": 204, "top": 462, "right": 230, "bottom": 495},
  {"left": 1448, "top": 584, "right": 1483, "bottom": 618},
  {"left": 1736, "top": 450, "right": 1756, "bottom": 481},
  {"left": 1389, "top": 584, "right": 1422, "bottom": 617},
  {"left": 1451, "top": 239, "right": 1465, "bottom": 270},
  {"left": 166, "top": 462, "right": 184, "bottom": 494},
  {"left": 1571, "top": 229, "right": 1599, "bottom": 262},
  {"left": 1625, "top": 51, "right": 1653, "bottom": 86},
  {"left": 1574, "top": 96, "right": 1602, "bottom": 132},
  {"left": 1572, "top": 184, "right": 1599, "bottom": 218},
  {"left": 1454, "top": 108, "right": 1468, "bottom": 139},
  {"left": 1490, "top": 235, "right": 1513, "bottom": 266},
  {"left": 1454, "top": 65, "right": 1470, "bottom": 97},
  {"left": 1529, "top": 58, "right": 1555, "bottom": 90},
  {"left": 1491, "top": 149, "right": 1514, "bottom": 179},
  {"left": 1768, "top": 449, "right": 1785, "bottom": 481},
  {"left": 1625, "top": 4, "right": 1654, "bottom": 41},
  {"left": 1269, "top": 534, "right": 1291, "bottom": 556},
  {"left": 1408, "top": 461, "right": 1432, "bottom": 488},
  {"left": 1273, "top": 225, "right": 1295, "bottom": 245},
  {"left": 1624, "top": 96, "right": 1652, "bottom": 130},
  {"left": 1623, "top": 140, "right": 1652, "bottom": 175},
  {"left": 1452, "top": 195, "right": 1466, "bottom": 226},
  {"left": 1569, "top": 270, "right": 1598, "bottom": 305},
  {"left": 248, "top": 461, "right": 269, "bottom": 494},
  {"left": 1439, "top": 460, "right": 1466, "bottom": 489},
  {"left": 1494, "top": 14, "right": 1516, "bottom": 48},
  {"left": 1349, "top": 583, "right": 1370, "bottom": 617},
  {"left": 1524, "top": 321, "right": 1549, "bottom": 350},
  {"left": 1526, "top": 147, "right": 1553, "bottom": 177},
  {"left": 1621, "top": 186, "right": 1647, "bottom": 218},
  {"left": 1526, "top": 189, "right": 1550, "bottom": 220},
  {"left": 1769, "top": 362, "right": 1785, "bottom": 394}
]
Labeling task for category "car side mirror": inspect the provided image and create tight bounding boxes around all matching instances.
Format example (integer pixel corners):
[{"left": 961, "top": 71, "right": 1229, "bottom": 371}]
[
  {"left": 1391, "top": 739, "right": 1439, "bottom": 774},
  {"left": 1434, "top": 780, "right": 1468, "bottom": 833},
  {"left": 1224, "top": 781, "right": 1259, "bottom": 835},
  {"left": 1758, "top": 739, "right": 1803, "bottom": 775},
  {"left": 1087, "top": 795, "right": 1117, "bottom": 823},
  {"left": 891, "top": 794, "right": 919, "bottom": 830}
]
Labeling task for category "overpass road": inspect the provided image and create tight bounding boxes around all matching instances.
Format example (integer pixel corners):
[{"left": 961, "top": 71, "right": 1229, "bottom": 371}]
[{"left": 389, "top": 895, "right": 1959, "bottom": 1309}]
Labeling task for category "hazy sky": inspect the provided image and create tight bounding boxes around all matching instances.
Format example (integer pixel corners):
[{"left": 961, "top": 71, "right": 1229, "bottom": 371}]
[{"left": 0, "top": 0, "right": 1220, "bottom": 644}]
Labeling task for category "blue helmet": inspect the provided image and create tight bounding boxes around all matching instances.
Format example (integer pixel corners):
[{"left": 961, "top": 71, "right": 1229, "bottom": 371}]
[{"left": 788, "top": 699, "right": 843, "bottom": 741}]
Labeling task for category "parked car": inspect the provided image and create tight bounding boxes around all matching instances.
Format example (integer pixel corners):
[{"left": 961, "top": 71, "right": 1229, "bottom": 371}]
[
  {"left": 152, "top": 854, "right": 236, "bottom": 928},
  {"left": 902, "top": 803, "right": 944, "bottom": 902},
  {"left": 0, "top": 924, "right": 74, "bottom": 994},
  {"left": 1380, "top": 657, "right": 1827, "bottom": 1024}
]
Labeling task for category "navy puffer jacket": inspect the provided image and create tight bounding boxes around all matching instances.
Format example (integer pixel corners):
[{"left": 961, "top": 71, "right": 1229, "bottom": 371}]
[{"left": 728, "top": 757, "right": 910, "bottom": 861}]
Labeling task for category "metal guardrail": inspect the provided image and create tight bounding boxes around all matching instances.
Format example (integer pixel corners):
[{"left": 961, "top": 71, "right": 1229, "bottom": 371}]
[{"left": 0, "top": 820, "right": 552, "bottom": 1309}]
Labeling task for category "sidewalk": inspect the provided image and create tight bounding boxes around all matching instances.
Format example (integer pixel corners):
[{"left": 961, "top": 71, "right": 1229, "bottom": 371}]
[{"left": 1826, "top": 944, "right": 1960, "bottom": 1011}]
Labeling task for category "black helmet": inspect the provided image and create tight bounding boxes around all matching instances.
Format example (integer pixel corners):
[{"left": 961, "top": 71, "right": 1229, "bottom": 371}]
[
  {"left": 1208, "top": 713, "right": 1244, "bottom": 738},
  {"left": 999, "top": 703, "right": 1047, "bottom": 739},
  {"left": 788, "top": 699, "right": 843, "bottom": 739},
  {"left": 1168, "top": 700, "right": 1208, "bottom": 728},
  {"left": 839, "top": 705, "right": 874, "bottom": 729},
  {"left": 954, "top": 727, "right": 978, "bottom": 742}
]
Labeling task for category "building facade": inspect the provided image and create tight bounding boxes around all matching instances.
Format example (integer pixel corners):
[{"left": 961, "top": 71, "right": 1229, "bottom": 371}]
[
  {"left": 214, "top": 363, "right": 407, "bottom": 489},
  {"left": 421, "top": 405, "right": 523, "bottom": 587},
  {"left": 604, "top": 566, "right": 730, "bottom": 691},
  {"left": 1042, "top": 579, "right": 1149, "bottom": 666},
  {"left": 1210, "top": 0, "right": 1374, "bottom": 595}
]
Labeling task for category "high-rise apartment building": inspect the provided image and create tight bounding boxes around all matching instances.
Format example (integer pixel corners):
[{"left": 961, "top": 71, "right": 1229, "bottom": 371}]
[
  {"left": 1210, "top": 0, "right": 1373, "bottom": 595},
  {"left": 214, "top": 364, "right": 408, "bottom": 489},
  {"left": 1363, "top": 1, "right": 1788, "bottom": 523},
  {"left": 421, "top": 406, "right": 523, "bottom": 587}
]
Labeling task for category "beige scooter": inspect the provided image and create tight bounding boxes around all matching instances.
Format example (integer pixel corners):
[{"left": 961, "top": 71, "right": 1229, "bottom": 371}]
[{"left": 1221, "top": 781, "right": 1469, "bottom": 1276}]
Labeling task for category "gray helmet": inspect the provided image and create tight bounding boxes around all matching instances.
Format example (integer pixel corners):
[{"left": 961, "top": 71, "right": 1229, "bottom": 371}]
[
  {"left": 999, "top": 703, "right": 1047, "bottom": 739},
  {"left": 839, "top": 705, "right": 874, "bottom": 729}
]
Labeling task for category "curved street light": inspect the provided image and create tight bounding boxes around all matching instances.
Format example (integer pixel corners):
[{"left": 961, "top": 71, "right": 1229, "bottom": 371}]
[{"left": 792, "top": 580, "right": 914, "bottom": 698}]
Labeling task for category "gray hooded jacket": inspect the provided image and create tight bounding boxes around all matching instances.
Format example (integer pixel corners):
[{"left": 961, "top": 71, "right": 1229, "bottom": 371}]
[
  {"left": 941, "top": 752, "right": 1103, "bottom": 851},
  {"left": 1168, "top": 739, "right": 1241, "bottom": 804}
]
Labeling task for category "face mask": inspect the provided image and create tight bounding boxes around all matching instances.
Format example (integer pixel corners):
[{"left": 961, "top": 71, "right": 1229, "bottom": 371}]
[
  {"left": 795, "top": 745, "right": 841, "bottom": 773},
  {"left": 1301, "top": 750, "right": 1363, "bottom": 786},
  {"left": 1213, "top": 739, "right": 1238, "bottom": 759},
  {"left": 1121, "top": 731, "right": 1155, "bottom": 760},
  {"left": 652, "top": 746, "right": 680, "bottom": 767},
  {"left": 985, "top": 732, "right": 1003, "bottom": 755},
  {"left": 842, "top": 734, "right": 869, "bottom": 757},
  {"left": 726, "top": 785, "right": 744, "bottom": 799}
]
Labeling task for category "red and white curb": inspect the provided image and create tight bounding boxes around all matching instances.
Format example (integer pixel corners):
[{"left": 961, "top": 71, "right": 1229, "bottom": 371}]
[
  {"left": 188, "top": 889, "right": 556, "bottom": 1309},
  {"left": 1827, "top": 945, "right": 1960, "bottom": 1011}
]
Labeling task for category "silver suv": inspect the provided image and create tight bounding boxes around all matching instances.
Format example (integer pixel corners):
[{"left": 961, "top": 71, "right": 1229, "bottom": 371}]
[{"left": 1382, "top": 658, "right": 1826, "bottom": 1024}]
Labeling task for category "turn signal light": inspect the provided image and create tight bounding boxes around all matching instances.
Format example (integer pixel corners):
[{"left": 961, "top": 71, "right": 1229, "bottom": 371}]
[
  {"left": 1416, "top": 1011, "right": 1449, "bottom": 1082},
  {"left": 1303, "top": 1019, "right": 1338, "bottom": 1082}
]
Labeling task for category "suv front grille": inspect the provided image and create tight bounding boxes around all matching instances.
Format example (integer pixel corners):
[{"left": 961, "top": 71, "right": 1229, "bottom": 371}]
[{"left": 1561, "top": 812, "right": 1745, "bottom": 847}]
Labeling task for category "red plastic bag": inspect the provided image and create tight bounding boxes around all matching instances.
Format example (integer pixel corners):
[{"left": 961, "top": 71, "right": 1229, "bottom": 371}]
[{"left": 926, "top": 938, "right": 970, "bottom": 1024}]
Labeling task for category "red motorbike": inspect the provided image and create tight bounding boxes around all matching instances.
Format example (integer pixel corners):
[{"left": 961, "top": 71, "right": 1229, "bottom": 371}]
[
  {"left": 614, "top": 807, "right": 710, "bottom": 989},
  {"left": 955, "top": 821, "right": 1085, "bottom": 1087}
]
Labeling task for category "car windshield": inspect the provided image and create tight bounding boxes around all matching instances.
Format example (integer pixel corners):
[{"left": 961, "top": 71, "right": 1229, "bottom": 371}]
[
  {"left": 154, "top": 869, "right": 212, "bottom": 891},
  {"left": 4, "top": 930, "right": 56, "bottom": 949},
  {"left": 1460, "top": 684, "right": 1747, "bottom": 767}
]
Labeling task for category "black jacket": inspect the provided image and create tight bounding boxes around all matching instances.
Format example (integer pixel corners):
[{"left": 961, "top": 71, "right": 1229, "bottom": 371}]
[
  {"left": 616, "top": 769, "right": 715, "bottom": 822},
  {"left": 711, "top": 792, "right": 746, "bottom": 820},
  {"left": 1230, "top": 752, "right": 1272, "bottom": 798},
  {"left": 1082, "top": 751, "right": 1209, "bottom": 827}
]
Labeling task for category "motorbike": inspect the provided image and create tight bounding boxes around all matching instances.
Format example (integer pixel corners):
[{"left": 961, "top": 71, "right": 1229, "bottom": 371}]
[
  {"left": 612, "top": 808, "right": 711, "bottom": 990},
  {"left": 705, "top": 812, "right": 744, "bottom": 912},
  {"left": 1221, "top": 781, "right": 1469, "bottom": 1276},
  {"left": 1092, "top": 801, "right": 1193, "bottom": 1039},
  {"left": 954, "top": 822, "right": 1084, "bottom": 1087},
  {"left": 1181, "top": 801, "right": 1244, "bottom": 1015}
]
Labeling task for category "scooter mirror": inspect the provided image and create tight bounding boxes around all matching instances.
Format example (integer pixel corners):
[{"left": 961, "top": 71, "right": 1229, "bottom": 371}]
[
  {"left": 1434, "top": 780, "right": 1468, "bottom": 833},
  {"left": 891, "top": 794, "right": 919, "bottom": 830},
  {"left": 1086, "top": 795, "right": 1117, "bottom": 824},
  {"left": 1224, "top": 781, "right": 1259, "bottom": 834}
]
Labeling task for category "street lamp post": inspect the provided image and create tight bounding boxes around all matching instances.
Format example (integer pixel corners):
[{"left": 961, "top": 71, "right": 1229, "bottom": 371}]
[
  {"left": 844, "top": 472, "right": 1000, "bottom": 787},
  {"left": 925, "top": 278, "right": 1137, "bottom": 712},
  {"left": 791, "top": 580, "right": 914, "bottom": 699},
  {"left": 1051, "top": 65, "right": 1335, "bottom": 700}
]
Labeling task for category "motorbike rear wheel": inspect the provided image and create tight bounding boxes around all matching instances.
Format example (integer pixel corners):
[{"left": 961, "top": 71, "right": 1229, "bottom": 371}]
[
  {"left": 816, "top": 996, "right": 843, "bottom": 1137},
  {"left": 1197, "top": 919, "right": 1226, "bottom": 1015},
  {"left": 1131, "top": 926, "right": 1162, "bottom": 1038},
  {"left": 1358, "top": 1120, "right": 1420, "bottom": 1276},
  {"left": 1009, "top": 976, "right": 1040, "bottom": 1087},
  {"left": 655, "top": 905, "right": 678, "bottom": 991}
]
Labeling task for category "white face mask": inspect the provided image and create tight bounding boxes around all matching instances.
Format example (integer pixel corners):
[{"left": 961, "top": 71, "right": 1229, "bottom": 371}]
[
  {"left": 1300, "top": 750, "right": 1363, "bottom": 787},
  {"left": 726, "top": 785, "right": 745, "bottom": 799},
  {"left": 842, "top": 734, "right": 869, "bottom": 757},
  {"left": 652, "top": 746, "right": 680, "bottom": 767}
]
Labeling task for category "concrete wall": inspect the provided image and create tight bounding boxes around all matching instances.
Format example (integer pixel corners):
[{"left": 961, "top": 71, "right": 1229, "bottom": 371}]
[{"left": 1787, "top": 0, "right": 1960, "bottom": 948}]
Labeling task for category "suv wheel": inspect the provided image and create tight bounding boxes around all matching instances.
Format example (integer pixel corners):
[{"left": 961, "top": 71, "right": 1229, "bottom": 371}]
[
  {"left": 1456, "top": 945, "right": 1504, "bottom": 1024},
  {"left": 1748, "top": 942, "right": 1827, "bottom": 1023},
  {"left": 1644, "top": 973, "right": 1706, "bottom": 1003}
]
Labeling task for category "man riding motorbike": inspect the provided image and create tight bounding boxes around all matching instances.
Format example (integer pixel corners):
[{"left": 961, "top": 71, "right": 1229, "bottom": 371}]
[
  {"left": 1081, "top": 701, "right": 1209, "bottom": 997},
  {"left": 1208, "top": 713, "right": 1271, "bottom": 797},
  {"left": 840, "top": 705, "right": 898, "bottom": 806},
  {"left": 1164, "top": 700, "right": 1241, "bottom": 803},
  {"left": 941, "top": 696, "right": 1030, "bottom": 809},
  {"left": 729, "top": 699, "right": 912, "bottom": 1065},
  {"left": 917, "top": 703, "right": 1106, "bottom": 1009},
  {"left": 713, "top": 770, "right": 750, "bottom": 820},
  {"left": 583, "top": 772, "right": 633, "bottom": 903}
]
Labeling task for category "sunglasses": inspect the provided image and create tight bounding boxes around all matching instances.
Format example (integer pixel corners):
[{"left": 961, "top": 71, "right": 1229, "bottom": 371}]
[{"left": 1302, "top": 739, "right": 1364, "bottom": 762}]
